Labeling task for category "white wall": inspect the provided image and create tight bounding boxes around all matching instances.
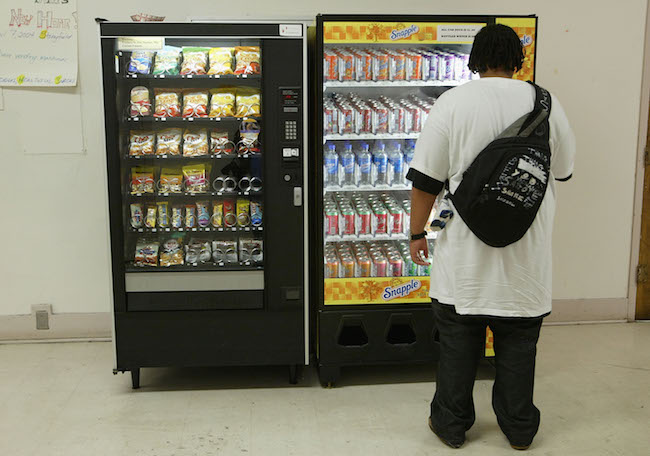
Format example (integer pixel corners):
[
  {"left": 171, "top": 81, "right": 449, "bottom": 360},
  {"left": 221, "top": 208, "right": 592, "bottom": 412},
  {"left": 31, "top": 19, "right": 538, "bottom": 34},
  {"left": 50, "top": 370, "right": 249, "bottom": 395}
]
[{"left": 0, "top": 0, "right": 647, "bottom": 316}]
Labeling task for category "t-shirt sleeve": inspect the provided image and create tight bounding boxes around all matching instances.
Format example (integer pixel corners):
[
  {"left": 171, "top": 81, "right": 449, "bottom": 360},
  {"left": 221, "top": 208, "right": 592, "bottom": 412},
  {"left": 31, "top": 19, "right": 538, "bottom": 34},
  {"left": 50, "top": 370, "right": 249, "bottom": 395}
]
[
  {"left": 406, "top": 95, "right": 450, "bottom": 195},
  {"left": 549, "top": 95, "right": 576, "bottom": 181}
]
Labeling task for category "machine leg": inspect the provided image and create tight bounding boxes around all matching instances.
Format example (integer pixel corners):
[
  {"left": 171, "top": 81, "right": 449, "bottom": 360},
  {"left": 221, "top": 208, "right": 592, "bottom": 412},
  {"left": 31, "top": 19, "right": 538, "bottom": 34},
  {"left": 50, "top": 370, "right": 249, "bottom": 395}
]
[
  {"left": 318, "top": 365, "right": 340, "bottom": 388},
  {"left": 131, "top": 368, "right": 140, "bottom": 389},
  {"left": 289, "top": 364, "right": 299, "bottom": 385}
]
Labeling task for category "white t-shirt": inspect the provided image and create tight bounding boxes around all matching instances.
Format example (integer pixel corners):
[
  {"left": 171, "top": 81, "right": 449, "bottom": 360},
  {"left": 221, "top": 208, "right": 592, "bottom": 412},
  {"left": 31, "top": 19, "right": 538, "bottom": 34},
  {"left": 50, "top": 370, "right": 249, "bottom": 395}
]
[{"left": 410, "top": 77, "right": 576, "bottom": 317}]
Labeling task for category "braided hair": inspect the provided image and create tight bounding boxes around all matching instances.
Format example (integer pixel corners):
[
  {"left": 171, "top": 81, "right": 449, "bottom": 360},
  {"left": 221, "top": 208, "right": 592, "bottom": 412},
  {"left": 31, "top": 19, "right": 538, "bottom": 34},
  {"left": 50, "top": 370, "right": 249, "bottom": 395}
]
[{"left": 468, "top": 24, "right": 524, "bottom": 74}]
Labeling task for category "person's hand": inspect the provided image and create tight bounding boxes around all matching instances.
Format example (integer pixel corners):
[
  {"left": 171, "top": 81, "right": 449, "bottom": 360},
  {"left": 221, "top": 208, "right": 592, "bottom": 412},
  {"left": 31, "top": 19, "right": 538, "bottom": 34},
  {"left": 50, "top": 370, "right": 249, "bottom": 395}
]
[{"left": 410, "top": 237, "right": 429, "bottom": 266}]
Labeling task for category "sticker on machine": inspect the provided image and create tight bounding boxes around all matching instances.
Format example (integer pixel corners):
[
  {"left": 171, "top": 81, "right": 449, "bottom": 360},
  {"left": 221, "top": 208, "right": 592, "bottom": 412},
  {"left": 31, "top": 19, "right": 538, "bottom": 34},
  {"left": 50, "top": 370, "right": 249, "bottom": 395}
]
[
  {"left": 382, "top": 279, "right": 422, "bottom": 301},
  {"left": 437, "top": 24, "right": 483, "bottom": 42},
  {"left": 280, "top": 24, "right": 303, "bottom": 37}
]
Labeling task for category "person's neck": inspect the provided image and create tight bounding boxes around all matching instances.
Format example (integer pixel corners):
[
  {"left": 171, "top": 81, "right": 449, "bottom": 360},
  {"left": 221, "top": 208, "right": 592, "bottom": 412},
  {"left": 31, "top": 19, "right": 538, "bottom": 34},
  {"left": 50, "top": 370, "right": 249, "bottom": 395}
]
[{"left": 479, "top": 68, "right": 515, "bottom": 79}]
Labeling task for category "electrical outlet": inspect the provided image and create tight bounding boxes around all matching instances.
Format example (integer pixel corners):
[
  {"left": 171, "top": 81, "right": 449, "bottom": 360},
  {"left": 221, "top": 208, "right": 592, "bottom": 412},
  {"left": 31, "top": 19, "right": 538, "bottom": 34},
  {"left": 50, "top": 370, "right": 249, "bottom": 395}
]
[{"left": 31, "top": 304, "right": 52, "bottom": 330}]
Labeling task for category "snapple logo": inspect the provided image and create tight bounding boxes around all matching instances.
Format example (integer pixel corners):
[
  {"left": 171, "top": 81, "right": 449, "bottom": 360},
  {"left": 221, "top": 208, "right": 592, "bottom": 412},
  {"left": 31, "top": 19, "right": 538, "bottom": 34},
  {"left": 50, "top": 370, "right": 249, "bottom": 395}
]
[
  {"left": 521, "top": 34, "right": 533, "bottom": 47},
  {"left": 390, "top": 25, "right": 419, "bottom": 41},
  {"left": 382, "top": 279, "right": 422, "bottom": 301}
]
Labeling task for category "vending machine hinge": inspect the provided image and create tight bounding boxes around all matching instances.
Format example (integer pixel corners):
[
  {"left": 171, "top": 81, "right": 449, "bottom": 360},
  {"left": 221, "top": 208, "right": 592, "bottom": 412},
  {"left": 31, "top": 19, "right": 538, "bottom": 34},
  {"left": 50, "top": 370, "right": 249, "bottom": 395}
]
[{"left": 637, "top": 264, "right": 648, "bottom": 284}]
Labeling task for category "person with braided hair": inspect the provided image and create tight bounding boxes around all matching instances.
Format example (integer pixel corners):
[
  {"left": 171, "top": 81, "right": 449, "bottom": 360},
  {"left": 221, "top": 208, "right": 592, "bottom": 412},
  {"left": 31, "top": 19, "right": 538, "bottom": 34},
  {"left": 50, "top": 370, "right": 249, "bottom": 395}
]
[{"left": 407, "top": 24, "right": 575, "bottom": 450}]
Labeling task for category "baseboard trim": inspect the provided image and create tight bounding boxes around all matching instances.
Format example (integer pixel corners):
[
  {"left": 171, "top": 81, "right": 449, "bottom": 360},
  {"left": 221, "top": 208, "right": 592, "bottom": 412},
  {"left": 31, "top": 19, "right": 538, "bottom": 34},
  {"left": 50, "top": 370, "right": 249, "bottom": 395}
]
[{"left": 0, "top": 298, "right": 630, "bottom": 341}]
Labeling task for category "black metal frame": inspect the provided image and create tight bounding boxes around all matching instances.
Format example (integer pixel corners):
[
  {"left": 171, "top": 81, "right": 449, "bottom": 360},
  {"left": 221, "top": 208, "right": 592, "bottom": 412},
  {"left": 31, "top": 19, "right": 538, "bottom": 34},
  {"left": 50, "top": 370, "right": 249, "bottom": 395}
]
[
  {"left": 312, "top": 14, "right": 538, "bottom": 386},
  {"left": 100, "top": 22, "right": 308, "bottom": 388}
]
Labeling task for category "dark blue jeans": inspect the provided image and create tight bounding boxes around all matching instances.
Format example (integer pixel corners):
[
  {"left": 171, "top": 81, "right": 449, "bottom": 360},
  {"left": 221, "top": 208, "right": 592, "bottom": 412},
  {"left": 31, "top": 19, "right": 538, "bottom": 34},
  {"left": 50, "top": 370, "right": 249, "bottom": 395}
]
[{"left": 430, "top": 300, "right": 544, "bottom": 447}]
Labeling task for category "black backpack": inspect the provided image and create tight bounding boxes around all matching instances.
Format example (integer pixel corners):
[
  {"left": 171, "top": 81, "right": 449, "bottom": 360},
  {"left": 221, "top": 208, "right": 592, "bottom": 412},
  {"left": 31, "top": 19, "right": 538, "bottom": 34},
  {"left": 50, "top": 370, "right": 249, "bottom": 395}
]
[{"left": 449, "top": 81, "right": 552, "bottom": 248}]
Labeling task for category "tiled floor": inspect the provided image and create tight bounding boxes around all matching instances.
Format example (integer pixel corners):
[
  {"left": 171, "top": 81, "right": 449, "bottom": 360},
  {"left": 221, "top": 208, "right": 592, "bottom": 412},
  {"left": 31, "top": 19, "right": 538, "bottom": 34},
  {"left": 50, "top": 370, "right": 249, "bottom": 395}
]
[{"left": 1, "top": 322, "right": 649, "bottom": 455}]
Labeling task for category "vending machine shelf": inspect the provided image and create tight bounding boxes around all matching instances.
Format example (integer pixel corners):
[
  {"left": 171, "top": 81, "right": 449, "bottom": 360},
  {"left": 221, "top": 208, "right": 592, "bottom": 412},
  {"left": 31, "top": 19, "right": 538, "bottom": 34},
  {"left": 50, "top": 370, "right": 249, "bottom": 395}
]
[
  {"left": 323, "top": 79, "right": 461, "bottom": 89},
  {"left": 324, "top": 133, "right": 420, "bottom": 141}
]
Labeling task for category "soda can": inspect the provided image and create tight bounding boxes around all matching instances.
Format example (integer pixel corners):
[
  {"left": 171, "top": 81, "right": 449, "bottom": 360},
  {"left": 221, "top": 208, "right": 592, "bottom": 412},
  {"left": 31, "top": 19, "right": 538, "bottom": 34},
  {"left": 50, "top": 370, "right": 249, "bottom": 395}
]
[
  {"left": 354, "top": 51, "right": 373, "bottom": 81},
  {"left": 338, "top": 52, "right": 355, "bottom": 81},
  {"left": 338, "top": 104, "right": 355, "bottom": 134},
  {"left": 341, "top": 207, "right": 356, "bottom": 235},
  {"left": 325, "top": 208, "right": 339, "bottom": 236},
  {"left": 340, "top": 255, "right": 356, "bottom": 278},
  {"left": 372, "top": 52, "right": 390, "bottom": 81},
  {"left": 357, "top": 255, "right": 372, "bottom": 277},
  {"left": 460, "top": 53, "right": 470, "bottom": 81},
  {"left": 357, "top": 207, "right": 372, "bottom": 235},
  {"left": 374, "top": 105, "right": 390, "bottom": 134},
  {"left": 388, "top": 254, "right": 404, "bottom": 277},
  {"left": 373, "top": 255, "right": 388, "bottom": 277},
  {"left": 443, "top": 53, "right": 455, "bottom": 80},
  {"left": 403, "top": 255, "right": 418, "bottom": 276},
  {"left": 429, "top": 52, "right": 440, "bottom": 80},
  {"left": 374, "top": 207, "right": 388, "bottom": 234},
  {"left": 406, "top": 53, "right": 423, "bottom": 80},
  {"left": 418, "top": 263, "right": 431, "bottom": 276},
  {"left": 419, "top": 52, "right": 432, "bottom": 81},
  {"left": 356, "top": 105, "right": 374, "bottom": 133},
  {"left": 324, "top": 52, "right": 339, "bottom": 81},
  {"left": 405, "top": 104, "right": 422, "bottom": 133},
  {"left": 325, "top": 256, "right": 340, "bottom": 278},
  {"left": 391, "top": 105, "right": 406, "bottom": 133},
  {"left": 390, "top": 207, "right": 404, "bottom": 233},
  {"left": 390, "top": 53, "right": 406, "bottom": 80},
  {"left": 324, "top": 104, "right": 338, "bottom": 135}
]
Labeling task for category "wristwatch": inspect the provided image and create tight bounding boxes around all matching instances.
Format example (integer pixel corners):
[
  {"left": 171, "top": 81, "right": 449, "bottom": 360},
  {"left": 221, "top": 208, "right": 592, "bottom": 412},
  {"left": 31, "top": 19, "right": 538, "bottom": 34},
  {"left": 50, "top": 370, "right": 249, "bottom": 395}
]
[{"left": 410, "top": 231, "right": 426, "bottom": 241}]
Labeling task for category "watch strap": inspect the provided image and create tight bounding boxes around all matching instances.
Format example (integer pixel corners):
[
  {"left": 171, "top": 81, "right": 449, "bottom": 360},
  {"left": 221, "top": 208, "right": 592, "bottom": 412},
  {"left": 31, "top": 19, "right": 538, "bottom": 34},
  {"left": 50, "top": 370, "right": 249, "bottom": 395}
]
[{"left": 410, "top": 231, "right": 426, "bottom": 241}]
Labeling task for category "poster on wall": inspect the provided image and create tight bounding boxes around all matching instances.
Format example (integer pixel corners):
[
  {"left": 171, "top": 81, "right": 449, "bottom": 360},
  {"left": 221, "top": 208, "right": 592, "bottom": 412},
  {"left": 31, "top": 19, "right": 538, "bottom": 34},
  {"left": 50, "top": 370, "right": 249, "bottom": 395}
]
[{"left": 0, "top": 0, "right": 78, "bottom": 87}]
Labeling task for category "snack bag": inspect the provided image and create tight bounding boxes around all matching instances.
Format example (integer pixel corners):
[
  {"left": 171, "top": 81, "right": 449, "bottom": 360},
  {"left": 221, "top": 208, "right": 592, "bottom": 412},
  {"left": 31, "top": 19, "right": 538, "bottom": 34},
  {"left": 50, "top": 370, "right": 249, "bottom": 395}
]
[
  {"left": 171, "top": 206, "right": 183, "bottom": 228},
  {"left": 155, "top": 128, "right": 182, "bottom": 156},
  {"left": 198, "top": 240, "right": 213, "bottom": 263},
  {"left": 134, "top": 239, "right": 159, "bottom": 267},
  {"left": 213, "top": 240, "right": 238, "bottom": 263},
  {"left": 131, "top": 167, "right": 155, "bottom": 194},
  {"left": 157, "top": 202, "right": 170, "bottom": 228},
  {"left": 152, "top": 46, "right": 181, "bottom": 75},
  {"left": 234, "top": 46, "right": 261, "bottom": 75},
  {"left": 182, "top": 129, "right": 209, "bottom": 157},
  {"left": 129, "top": 131, "right": 155, "bottom": 156},
  {"left": 127, "top": 51, "right": 153, "bottom": 74},
  {"left": 223, "top": 199, "right": 237, "bottom": 227},
  {"left": 209, "top": 88, "right": 236, "bottom": 117},
  {"left": 185, "top": 204, "right": 197, "bottom": 228},
  {"left": 130, "top": 203, "right": 144, "bottom": 229},
  {"left": 186, "top": 239, "right": 211, "bottom": 264},
  {"left": 182, "top": 90, "right": 209, "bottom": 118},
  {"left": 182, "top": 164, "right": 210, "bottom": 193},
  {"left": 210, "top": 130, "right": 235, "bottom": 155},
  {"left": 208, "top": 47, "right": 235, "bottom": 75},
  {"left": 160, "top": 235, "right": 184, "bottom": 267},
  {"left": 145, "top": 204, "right": 157, "bottom": 228},
  {"left": 240, "top": 239, "right": 263, "bottom": 263},
  {"left": 180, "top": 47, "right": 209, "bottom": 75},
  {"left": 235, "top": 88, "right": 261, "bottom": 117},
  {"left": 236, "top": 198, "right": 250, "bottom": 227},
  {"left": 129, "top": 86, "right": 151, "bottom": 117},
  {"left": 211, "top": 201, "right": 223, "bottom": 227},
  {"left": 196, "top": 201, "right": 211, "bottom": 228},
  {"left": 159, "top": 168, "right": 183, "bottom": 193},
  {"left": 237, "top": 120, "right": 260, "bottom": 154},
  {"left": 251, "top": 200, "right": 263, "bottom": 227},
  {"left": 154, "top": 89, "right": 181, "bottom": 117}
]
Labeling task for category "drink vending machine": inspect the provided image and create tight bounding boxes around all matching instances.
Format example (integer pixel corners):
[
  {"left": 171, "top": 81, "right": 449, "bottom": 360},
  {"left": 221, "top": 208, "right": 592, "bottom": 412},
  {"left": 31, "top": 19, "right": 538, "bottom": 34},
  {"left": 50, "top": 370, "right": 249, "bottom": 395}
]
[
  {"left": 310, "top": 14, "right": 538, "bottom": 386},
  {"left": 100, "top": 21, "right": 309, "bottom": 388}
]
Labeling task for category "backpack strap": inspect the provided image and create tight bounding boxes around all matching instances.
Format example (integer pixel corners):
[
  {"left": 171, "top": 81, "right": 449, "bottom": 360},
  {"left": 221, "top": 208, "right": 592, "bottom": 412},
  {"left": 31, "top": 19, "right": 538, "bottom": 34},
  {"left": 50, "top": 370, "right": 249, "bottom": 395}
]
[{"left": 496, "top": 81, "right": 552, "bottom": 140}]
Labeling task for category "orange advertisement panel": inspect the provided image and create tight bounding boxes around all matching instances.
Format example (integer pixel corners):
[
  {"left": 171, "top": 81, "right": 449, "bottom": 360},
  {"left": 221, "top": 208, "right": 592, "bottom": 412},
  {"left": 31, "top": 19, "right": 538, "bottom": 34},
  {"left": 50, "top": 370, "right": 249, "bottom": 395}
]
[
  {"left": 496, "top": 17, "right": 537, "bottom": 82},
  {"left": 324, "top": 276, "right": 430, "bottom": 305},
  {"left": 323, "top": 21, "right": 485, "bottom": 45}
]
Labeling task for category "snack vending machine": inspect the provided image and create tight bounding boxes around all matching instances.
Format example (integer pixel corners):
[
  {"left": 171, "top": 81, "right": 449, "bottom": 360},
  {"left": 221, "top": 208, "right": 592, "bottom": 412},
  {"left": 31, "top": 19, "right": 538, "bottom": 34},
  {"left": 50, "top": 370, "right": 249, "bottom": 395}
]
[
  {"left": 100, "top": 22, "right": 308, "bottom": 388},
  {"left": 311, "top": 14, "right": 538, "bottom": 385}
]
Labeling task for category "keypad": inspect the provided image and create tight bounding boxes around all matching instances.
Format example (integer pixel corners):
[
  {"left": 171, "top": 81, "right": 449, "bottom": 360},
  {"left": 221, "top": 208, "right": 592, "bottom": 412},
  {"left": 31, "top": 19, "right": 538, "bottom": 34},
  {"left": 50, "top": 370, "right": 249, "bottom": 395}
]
[{"left": 285, "top": 120, "right": 297, "bottom": 140}]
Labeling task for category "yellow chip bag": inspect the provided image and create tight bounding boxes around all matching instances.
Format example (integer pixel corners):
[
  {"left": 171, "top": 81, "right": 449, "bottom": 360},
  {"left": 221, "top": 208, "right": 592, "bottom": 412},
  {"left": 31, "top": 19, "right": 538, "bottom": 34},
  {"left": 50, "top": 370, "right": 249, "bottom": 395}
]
[
  {"left": 209, "top": 88, "right": 236, "bottom": 118},
  {"left": 156, "top": 128, "right": 182, "bottom": 156},
  {"left": 182, "top": 128, "right": 209, "bottom": 157},
  {"left": 131, "top": 167, "right": 155, "bottom": 194},
  {"left": 182, "top": 164, "right": 211, "bottom": 193},
  {"left": 159, "top": 168, "right": 183, "bottom": 193},
  {"left": 235, "top": 88, "right": 261, "bottom": 118},
  {"left": 208, "top": 47, "right": 235, "bottom": 75}
]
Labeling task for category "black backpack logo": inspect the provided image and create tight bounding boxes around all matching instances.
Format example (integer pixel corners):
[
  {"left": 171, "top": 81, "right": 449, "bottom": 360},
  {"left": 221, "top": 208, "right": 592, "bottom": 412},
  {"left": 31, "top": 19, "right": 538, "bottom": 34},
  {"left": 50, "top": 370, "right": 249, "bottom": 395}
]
[{"left": 449, "top": 82, "right": 552, "bottom": 247}]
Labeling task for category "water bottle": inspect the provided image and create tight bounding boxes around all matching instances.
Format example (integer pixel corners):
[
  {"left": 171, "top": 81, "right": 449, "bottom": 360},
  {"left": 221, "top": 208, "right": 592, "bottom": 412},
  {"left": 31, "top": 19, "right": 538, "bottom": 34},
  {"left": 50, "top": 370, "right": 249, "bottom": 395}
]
[
  {"left": 340, "top": 142, "right": 356, "bottom": 186},
  {"left": 403, "top": 139, "right": 416, "bottom": 179},
  {"left": 324, "top": 142, "right": 339, "bottom": 187},
  {"left": 388, "top": 141, "right": 404, "bottom": 186},
  {"left": 373, "top": 141, "right": 388, "bottom": 186},
  {"left": 357, "top": 142, "right": 372, "bottom": 186}
]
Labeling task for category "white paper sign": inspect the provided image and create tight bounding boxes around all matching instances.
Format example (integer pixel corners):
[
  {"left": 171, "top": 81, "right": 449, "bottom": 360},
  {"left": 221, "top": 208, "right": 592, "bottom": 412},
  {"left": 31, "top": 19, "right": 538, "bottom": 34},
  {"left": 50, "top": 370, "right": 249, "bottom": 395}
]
[
  {"left": 437, "top": 24, "right": 483, "bottom": 43},
  {"left": 117, "top": 37, "right": 164, "bottom": 51},
  {"left": 0, "top": 0, "right": 78, "bottom": 87}
]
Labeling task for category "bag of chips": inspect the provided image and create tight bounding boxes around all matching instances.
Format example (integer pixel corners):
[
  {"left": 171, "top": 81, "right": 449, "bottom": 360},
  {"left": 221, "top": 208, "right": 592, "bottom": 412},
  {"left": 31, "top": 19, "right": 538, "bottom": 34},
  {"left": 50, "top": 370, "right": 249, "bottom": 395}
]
[
  {"left": 235, "top": 88, "right": 261, "bottom": 117},
  {"left": 209, "top": 88, "right": 236, "bottom": 117},
  {"left": 131, "top": 167, "right": 155, "bottom": 194},
  {"left": 171, "top": 205, "right": 183, "bottom": 228},
  {"left": 212, "top": 240, "right": 238, "bottom": 263},
  {"left": 154, "top": 89, "right": 181, "bottom": 118},
  {"left": 240, "top": 239, "right": 264, "bottom": 263},
  {"left": 157, "top": 202, "right": 170, "bottom": 228},
  {"left": 185, "top": 204, "right": 197, "bottom": 228},
  {"left": 210, "top": 130, "right": 235, "bottom": 155},
  {"left": 208, "top": 47, "right": 235, "bottom": 75},
  {"left": 211, "top": 201, "right": 223, "bottom": 227},
  {"left": 182, "top": 90, "right": 209, "bottom": 118},
  {"left": 182, "top": 129, "right": 209, "bottom": 157},
  {"left": 160, "top": 235, "right": 184, "bottom": 267},
  {"left": 158, "top": 168, "right": 183, "bottom": 193},
  {"left": 155, "top": 128, "right": 182, "bottom": 156},
  {"left": 129, "top": 86, "right": 151, "bottom": 117},
  {"left": 152, "top": 46, "right": 181, "bottom": 75},
  {"left": 182, "top": 164, "right": 210, "bottom": 193},
  {"left": 129, "top": 131, "right": 155, "bottom": 156},
  {"left": 127, "top": 51, "right": 153, "bottom": 74},
  {"left": 134, "top": 239, "right": 159, "bottom": 267},
  {"left": 180, "top": 47, "right": 209, "bottom": 75},
  {"left": 196, "top": 201, "right": 211, "bottom": 228},
  {"left": 144, "top": 204, "right": 157, "bottom": 228},
  {"left": 234, "top": 46, "right": 261, "bottom": 75},
  {"left": 237, "top": 198, "right": 250, "bottom": 227},
  {"left": 130, "top": 203, "right": 144, "bottom": 229}
]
